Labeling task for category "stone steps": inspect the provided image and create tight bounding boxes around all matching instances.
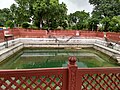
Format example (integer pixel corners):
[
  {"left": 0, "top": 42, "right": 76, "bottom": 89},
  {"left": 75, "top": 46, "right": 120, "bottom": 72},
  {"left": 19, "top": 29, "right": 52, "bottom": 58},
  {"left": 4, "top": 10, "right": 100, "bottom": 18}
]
[
  {"left": 0, "top": 43, "right": 23, "bottom": 62},
  {"left": 116, "top": 57, "right": 120, "bottom": 63}
]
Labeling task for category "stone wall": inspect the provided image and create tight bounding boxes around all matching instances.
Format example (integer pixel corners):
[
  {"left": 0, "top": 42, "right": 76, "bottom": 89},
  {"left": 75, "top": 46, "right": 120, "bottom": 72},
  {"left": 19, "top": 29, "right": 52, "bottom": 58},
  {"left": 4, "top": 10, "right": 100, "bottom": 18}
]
[
  {"left": 95, "top": 39, "right": 120, "bottom": 52},
  {"left": 0, "top": 38, "right": 120, "bottom": 63},
  {"left": 0, "top": 43, "right": 23, "bottom": 62},
  {"left": 19, "top": 38, "right": 96, "bottom": 48}
]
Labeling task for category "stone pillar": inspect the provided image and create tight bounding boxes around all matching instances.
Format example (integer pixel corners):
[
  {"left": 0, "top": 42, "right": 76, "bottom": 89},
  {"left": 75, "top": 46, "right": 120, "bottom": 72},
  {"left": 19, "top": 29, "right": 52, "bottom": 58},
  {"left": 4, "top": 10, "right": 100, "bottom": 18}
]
[{"left": 68, "top": 56, "right": 80, "bottom": 90}]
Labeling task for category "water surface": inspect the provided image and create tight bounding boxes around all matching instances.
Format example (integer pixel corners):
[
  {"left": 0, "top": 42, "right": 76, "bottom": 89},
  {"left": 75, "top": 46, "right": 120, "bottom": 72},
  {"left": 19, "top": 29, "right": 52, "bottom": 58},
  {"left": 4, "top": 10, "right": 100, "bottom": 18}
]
[{"left": 0, "top": 48, "right": 119, "bottom": 69}]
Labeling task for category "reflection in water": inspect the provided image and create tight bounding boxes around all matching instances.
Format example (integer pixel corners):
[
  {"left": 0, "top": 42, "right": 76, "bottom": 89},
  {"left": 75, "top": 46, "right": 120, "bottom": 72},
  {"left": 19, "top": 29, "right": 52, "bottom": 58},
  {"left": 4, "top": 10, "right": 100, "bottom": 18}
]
[{"left": 0, "top": 48, "right": 119, "bottom": 69}]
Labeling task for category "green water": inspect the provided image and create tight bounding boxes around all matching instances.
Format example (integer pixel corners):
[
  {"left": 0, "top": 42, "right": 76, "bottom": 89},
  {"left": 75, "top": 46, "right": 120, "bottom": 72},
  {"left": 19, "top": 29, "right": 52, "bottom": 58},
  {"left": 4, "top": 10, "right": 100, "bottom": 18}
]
[{"left": 0, "top": 48, "right": 119, "bottom": 69}]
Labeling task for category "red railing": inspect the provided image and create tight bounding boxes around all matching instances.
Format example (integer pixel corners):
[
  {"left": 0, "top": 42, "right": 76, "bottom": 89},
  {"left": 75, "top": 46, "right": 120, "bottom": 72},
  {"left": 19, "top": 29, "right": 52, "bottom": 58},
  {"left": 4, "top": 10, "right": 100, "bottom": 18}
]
[
  {"left": 50, "top": 30, "right": 76, "bottom": 36},
  {"left": 96, "top": 32, "right": 104, "bottom": 38},
  {"left": 79, "top": 68, "right": 120, "bottom": 90},
  {"left": 80, "top": 31, "right": 97, "bottom": 37},
  {"left": 0, "top": 28, "right": 120, "bottom": 44},
  {"left": 0, "top": 30, "right": 4, "bottom": 42},
  {"left": 11, "top": 29, "right": 104, "bottom": 38},
  {"left": 0, "top": 56, "right": 120, "bottom": 90},
  {"left": 12, "top": 28, "right": 48, "bottom": 38},
  {"left": 106, "top": 32, "right": 120, "bottom": 43},
  {"left": 0, "top": 68, "right": 68, "bottom": 90},
  {"left": 10, "top": 29, "right": 20, "bottom": 38}
]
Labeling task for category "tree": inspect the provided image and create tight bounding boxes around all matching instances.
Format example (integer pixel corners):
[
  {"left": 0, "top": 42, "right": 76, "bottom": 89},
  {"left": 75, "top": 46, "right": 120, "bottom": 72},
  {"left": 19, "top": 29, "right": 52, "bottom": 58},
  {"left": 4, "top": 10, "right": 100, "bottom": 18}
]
[
  {"left": 14, "top": 0, "right": 34, "bottom": 25},
  {"left": 100, "top": 17, "right": 111, "bottom": 31},
  {"left": 22, "top": 22, "right": 30, "bottom": 29},
  {"left": 33, "top": 0, "right": 50, "bottom": 29},
  {"left": 109, "top": 16, "right": 120, "bottom": 32},
  {"left": 0, "top": 9, "right": 5, "bottom": 26},
  {"left": 68, "top": 10, "right": 90, "bottom": 30},
  {"left": 1, "top": 0, "right": 67, "bottom": 30},
  {"left": 89, "top": 0, "right": 120, "bottom": 31},
  {"left": 6, "top": 20, "right": 14, "bottom": 29},
  {"left": 0, "top": 8, "right": 11, "bottom": 26},
  {"left": 10, "top": 4, "right": 18, "bottom": 27},
  {"left": 89, "top": 0, "right": 120, "bottom": 17},
  {"left": 88, "top": 17, "right": 99, "bottom": 31},
  {"left": 33, "top": 0, "right": 67, "bottom": 29}
]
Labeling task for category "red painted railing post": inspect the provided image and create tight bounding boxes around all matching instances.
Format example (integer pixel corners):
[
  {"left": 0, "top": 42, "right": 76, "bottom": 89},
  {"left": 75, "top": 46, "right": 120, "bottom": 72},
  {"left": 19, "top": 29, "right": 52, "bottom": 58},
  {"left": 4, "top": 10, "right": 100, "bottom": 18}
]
[{"left": 68, "top": 56, "right": 81, "bottom": 90}]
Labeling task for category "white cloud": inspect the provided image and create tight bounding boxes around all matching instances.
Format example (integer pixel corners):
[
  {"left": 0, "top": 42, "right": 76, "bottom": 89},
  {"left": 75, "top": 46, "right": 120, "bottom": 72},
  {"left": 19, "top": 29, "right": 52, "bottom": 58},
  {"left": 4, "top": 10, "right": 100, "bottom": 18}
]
[
  {"left": 0, "top": 0, "right": 15, "bottom": 9},
  {"left": 59, "top": 0, "right": 93, "bottom": 14},
  {"left": 0, "top": 0, "right": 93, "bottom": 14}
]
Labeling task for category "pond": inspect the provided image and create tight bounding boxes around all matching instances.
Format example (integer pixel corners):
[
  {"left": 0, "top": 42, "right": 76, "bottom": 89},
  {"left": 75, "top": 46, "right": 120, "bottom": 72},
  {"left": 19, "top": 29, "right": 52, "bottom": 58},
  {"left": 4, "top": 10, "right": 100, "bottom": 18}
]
[{"left": 0, "top": 48, "right": 119, "bottom": 69}]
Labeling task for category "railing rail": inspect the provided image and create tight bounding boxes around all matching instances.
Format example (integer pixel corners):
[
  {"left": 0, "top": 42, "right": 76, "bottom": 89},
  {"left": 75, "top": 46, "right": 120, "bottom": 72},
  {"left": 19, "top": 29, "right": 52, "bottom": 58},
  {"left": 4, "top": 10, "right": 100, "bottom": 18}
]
[
  {"left": 78, "top": 68, "right": 120, "bottom": 90},
  {"left": 0, "top": 30, "right": 4, "bottom": 42},
  {"left": 0, "top": 28, "right": 120, "bottom": 44},
  {"left": 0, "top": 68, "right": 68, "bottom": 90},
  {"left": 0, "top": 56, "right": 120, "bottom": 90}
]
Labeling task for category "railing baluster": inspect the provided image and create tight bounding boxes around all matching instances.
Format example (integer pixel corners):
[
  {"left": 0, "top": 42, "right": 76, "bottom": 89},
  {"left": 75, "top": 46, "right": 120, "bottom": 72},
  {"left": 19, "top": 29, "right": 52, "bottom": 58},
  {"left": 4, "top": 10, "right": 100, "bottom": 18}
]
[{"left": 68, "top": 56, "right": 81, "bottom": 90}]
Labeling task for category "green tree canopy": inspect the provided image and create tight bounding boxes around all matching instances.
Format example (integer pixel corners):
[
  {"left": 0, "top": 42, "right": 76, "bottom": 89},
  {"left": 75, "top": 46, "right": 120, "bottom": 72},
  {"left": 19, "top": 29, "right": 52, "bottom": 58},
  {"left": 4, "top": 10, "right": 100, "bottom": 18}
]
[
  {"left": 109, "top": 16, "right": 120, "bottom": 32},
  {"left": 6, "top": 20, "right": 14, "bottom": 29},
  {"left": 89, "top": 0, "right": 120, "bottom": 31},
  {"left": 89, "top": 0, "right": 120, "bottom": 18},
  {"left": 33, "top": 0, "right": 67, "bottom": 29},
  {"left": 13, "top": 0, "right": 67, "bottom": 29},
  {"left": 68, "top": 10, "right": 90, "bottom": 30},
  {"left": 0, "top": 8, "right": 11, "bottom": 26}
]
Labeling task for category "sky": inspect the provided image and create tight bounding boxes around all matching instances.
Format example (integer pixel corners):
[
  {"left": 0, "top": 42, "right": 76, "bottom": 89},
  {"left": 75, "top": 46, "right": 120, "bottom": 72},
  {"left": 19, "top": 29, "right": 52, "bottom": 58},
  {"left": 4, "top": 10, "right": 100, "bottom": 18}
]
[
  {"left": 0, "top": 0, "right": 93, "bottom": 14},
  {"left": 59, "top": 0, "right": 93, "bottom": 14}
]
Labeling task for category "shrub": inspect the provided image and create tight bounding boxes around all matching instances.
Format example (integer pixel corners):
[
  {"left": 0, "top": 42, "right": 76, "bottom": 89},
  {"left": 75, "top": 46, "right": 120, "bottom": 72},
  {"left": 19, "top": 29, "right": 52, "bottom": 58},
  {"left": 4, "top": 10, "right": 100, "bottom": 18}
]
[
  {"left": 22, "top": 22, "right": 30, "bottom": 29},
  {"left": 6, "top": 20, "right": 14, "bottom": 29}
]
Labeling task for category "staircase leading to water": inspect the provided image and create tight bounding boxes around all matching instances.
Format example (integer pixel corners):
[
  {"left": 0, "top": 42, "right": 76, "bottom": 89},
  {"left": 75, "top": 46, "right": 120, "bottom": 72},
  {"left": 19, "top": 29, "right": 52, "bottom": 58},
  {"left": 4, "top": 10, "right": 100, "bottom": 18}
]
[{"left": 116, "top": 57, "right": 120, "bottom": 63}]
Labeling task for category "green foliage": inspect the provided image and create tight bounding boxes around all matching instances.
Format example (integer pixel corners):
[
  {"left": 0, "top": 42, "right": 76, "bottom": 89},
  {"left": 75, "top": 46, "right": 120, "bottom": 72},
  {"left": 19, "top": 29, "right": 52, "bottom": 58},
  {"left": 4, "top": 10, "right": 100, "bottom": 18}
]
[
  {"left": 58, "top": 20, "right": 68, "bottom": 29},
  {"left": 33, "top": 0, "right": 67, "bottom": 29},
  {"left": 0, "top": 22, "right": 4, "bottom": 27},
  {"left": 71, "top": 25, "right": 77, "bottom": 30},
  {"left": 10, "top": 4, "right": 18, "bottom": 27},
  {"left": 49, "top": 19, "right": 58, "bottom": 30},
  {"left": 68, "top": 10, "right": 90, "bottom": 30},
  {"left": 14, "top": 0, "right": 35, "bottom": 26},
  {"left": 22, "top": 22, "right": 30, "bottom": 29},
  {"left": 89, "top": 0, "right": 120, "bottom": 18},
  {"left": 89, "top": 0, "right": 120, "bottom": 31},
  {"left": 100, "top": 17, "right": 110, "bottom": 31},
  {"left": 99, "top": 16, "right": 120, "bottom": 32},
  {"left": 0, "top": 0, "right": 119, "bottom": 31},
  {"left": 6, "top": 20, "right": 14, "bottom": 29},
  {"left": 30, "top": 25, "right": 39, "bottom": 30},
  {"left": 87, "top": 17, "right": 99, "bottom": 31},
  {"left": 0, "top": 8, "right": 12, "bottom": 26},
  {"left": 109, "top": 16, "right": 120, "bottom": 32}
]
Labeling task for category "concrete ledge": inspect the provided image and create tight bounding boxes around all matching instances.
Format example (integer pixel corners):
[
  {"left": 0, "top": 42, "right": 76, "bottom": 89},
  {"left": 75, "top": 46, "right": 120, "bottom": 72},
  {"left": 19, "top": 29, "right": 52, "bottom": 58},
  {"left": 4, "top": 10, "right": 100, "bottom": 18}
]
[
  {"left": 0, "top": 37, "right": 120, "bottom": 63},
  {"left": 0, "top": 39, "right": 20, "bottom": 50},
  {"left": 0, "top": 43, "right": 23, "bottom": 62},
  {"left": 20, "top": 38, "right": 95, "bottom": 48},
  {"left": 96, "top": 39, "right": 120, "bottom": 51},
  {"left": 94, "top": 44, "right": 120, "bottom": 63},
  {"left": 94, "top": 43, "right": 120, "bottom": 54},
  {"left": 7, "top": 38, "right": 20, "bottom": 47},
  {"left": 0, "top": 42, "right": 6, "bottom": 51},
  {"left": 19, "top": 38, "right": 96, "bottom": 45},
  {"left": 24, "top": 44, "right": 93, "bottom": 48}
]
